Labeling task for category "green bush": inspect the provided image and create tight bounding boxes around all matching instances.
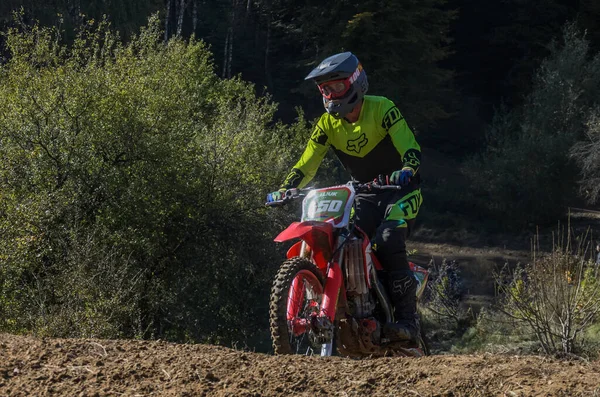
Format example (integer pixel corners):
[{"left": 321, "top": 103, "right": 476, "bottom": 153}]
[
  {"left": 0, "top": 15, "right": 307, "bottom": 348},
  {"left": 423, "top": 258, "right": 470, "bottom": 330}
]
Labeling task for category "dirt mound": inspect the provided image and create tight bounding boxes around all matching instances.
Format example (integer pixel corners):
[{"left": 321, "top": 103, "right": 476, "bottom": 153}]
[{"left": 1, "top": 333, "right": 599, "bottom": 396}]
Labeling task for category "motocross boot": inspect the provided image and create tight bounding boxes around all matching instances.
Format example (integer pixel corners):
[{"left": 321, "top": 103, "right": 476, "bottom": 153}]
[{"left": 383, "top": 271, "right": 420, "bottom": 343}]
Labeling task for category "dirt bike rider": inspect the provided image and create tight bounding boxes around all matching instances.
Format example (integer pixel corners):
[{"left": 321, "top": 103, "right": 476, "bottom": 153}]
[{"left": 266, "top": 52, "right": 423, "bottom": 344}]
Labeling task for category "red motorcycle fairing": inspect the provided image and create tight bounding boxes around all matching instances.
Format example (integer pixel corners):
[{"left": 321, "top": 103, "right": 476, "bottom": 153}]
[
  {"left": 285, "top": 241, "right": 304, "bottom": 259},
  {"left": 274, "top": 221, "right": 334, "bottom": 272}
]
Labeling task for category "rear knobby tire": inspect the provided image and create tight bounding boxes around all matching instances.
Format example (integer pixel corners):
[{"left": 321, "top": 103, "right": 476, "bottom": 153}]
[{"left": 269, "top": 257, "right": 325, "bottom": 355}]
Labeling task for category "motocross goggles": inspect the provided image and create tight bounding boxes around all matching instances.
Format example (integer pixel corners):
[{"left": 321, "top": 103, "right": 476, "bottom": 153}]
[
  {"left": 318, "top": 79, "right": 351, "bottom": 99},
  {"left": 317, "top": 64, "right": 363, "bottom": 100}
]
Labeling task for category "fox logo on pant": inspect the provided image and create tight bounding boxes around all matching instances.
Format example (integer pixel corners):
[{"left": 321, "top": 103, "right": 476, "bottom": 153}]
[{"left": 347, "top": 133, "right": 368, "bottom": 153}]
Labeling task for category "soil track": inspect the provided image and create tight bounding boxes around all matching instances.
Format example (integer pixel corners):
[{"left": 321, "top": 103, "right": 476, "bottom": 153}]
[{"left": 2, "top": 333, "right": 599, "bottom": 396}]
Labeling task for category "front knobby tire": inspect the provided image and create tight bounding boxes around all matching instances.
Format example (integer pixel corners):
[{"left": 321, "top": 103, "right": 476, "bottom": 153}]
[{"left": 269, "top": 257, "right": 325, "bottom": 355}]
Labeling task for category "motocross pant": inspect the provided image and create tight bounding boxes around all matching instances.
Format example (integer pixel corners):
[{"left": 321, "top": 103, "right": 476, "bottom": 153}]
[{"left": 354, "top": 187, "right": 423, "bottom": 341}]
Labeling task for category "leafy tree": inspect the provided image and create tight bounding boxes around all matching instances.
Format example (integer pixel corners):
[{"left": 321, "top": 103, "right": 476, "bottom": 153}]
[
  {"left": 338, "top": 0, "right": 456, "bottom": 130},
  {"left": 465, "top": 22, "right": 600, "bottom": 229},
  {"left": 0, "top": 14, "right": 305, "bottom": 347},
  {"left": 0, "top": 1, "right": 164, "bottom": 39}
]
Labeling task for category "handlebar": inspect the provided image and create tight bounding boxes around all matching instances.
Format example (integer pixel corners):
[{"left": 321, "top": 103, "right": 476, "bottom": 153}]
[
  {"left": 265, "top": 181, "right": 402, "bottom": 207},
  {"left": 265, "top": 188, "right": 304, "bottom": 207},
  {"left": 357, "top": 182, "right": 404, "bottom": 192}
]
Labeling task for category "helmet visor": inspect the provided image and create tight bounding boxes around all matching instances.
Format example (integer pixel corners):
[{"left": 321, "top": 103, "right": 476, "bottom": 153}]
[{"left": 318, "top": 78, "right": 351, "bottom": 99}]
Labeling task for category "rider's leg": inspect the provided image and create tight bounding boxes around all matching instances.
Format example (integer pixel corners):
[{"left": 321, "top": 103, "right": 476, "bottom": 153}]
[
  {"left": 373, "top": 188, "right": 423, "bottom": 342},
  {"left": 353, "top": 192, "right": 382, "bottom": 237}
]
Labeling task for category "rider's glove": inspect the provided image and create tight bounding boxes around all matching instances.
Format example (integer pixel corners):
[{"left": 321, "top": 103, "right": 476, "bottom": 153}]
[
  {"left": 390, "top": 167, "right": 414, "bottom": 186},
  {"left": 266, "top": 188, "right": 287, "bottom": 203},
  {"left": 374, "top": 174, "right": 390, "bottom": 186}
]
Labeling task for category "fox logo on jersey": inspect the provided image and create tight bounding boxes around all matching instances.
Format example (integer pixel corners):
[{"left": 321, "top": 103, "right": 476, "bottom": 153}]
[
  {"left": 382, "top": 106, "right": 404, "bottom": 131},
  {"left": 347, "top": 133, "right": 368, "bottom": 153}
]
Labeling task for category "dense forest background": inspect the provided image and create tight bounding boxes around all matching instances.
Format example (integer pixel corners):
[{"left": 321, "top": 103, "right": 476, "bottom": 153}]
[
  {"left": 3, "top": 1, "right": 600, "bottom": 149},
  {"left": 1, "top": 0, "right": 600, "bottom": 350}
]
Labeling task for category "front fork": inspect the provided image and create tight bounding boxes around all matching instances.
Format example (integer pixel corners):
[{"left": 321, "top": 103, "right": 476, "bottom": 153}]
[
  {"left": 297, "top": 237, "right": 345, "bottom": 325},
  {"left": 290, "top": 237, "right": 346, "bottom": 356},
  {"left": 320, "top": 237, "right": 347, "bottom": 356},
  {"left": 314, "top": 260, "right": 342, "bottom": 356}
]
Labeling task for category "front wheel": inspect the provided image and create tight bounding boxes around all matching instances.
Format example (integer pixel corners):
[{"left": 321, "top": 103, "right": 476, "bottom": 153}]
[{"left": 269, "top": 257, "right": 325, "bottom": 355}]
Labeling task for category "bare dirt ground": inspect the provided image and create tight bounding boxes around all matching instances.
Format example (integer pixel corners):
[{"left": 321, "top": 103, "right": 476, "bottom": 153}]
[{"left": 2, "top": 332, "right": 600, "bottom": 397}]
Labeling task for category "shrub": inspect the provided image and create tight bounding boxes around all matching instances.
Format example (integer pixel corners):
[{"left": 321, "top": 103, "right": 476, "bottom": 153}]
[
  {"left": 423, "top": 258, "right": 470, "bottom": 331},
  {"left": 495, "top": 225, "right": 600, "bottom": 355}
]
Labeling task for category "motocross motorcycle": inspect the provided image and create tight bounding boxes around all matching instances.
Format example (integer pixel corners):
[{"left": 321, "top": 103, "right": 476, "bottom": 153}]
[{"left": 266, "top": 181, "right": 429, "bottom": 357}]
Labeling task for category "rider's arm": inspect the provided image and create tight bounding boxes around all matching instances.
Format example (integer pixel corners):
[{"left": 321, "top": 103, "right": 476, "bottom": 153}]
[
  {"left": 383, "top": 100, "right": 421, "bottom": 173},
  {"left": 281, "top": 121, "right": 330, "bottom": 189}
]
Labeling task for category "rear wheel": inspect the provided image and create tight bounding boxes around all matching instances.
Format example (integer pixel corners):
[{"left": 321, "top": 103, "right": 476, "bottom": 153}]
[{"left": 269, "top": 257, "right": 325, "bottom": 355}]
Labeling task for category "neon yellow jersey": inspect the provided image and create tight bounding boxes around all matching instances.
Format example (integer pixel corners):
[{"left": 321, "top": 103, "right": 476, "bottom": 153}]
[{"left": 282, "top": 95, "right": 421, "bottom": 189}]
